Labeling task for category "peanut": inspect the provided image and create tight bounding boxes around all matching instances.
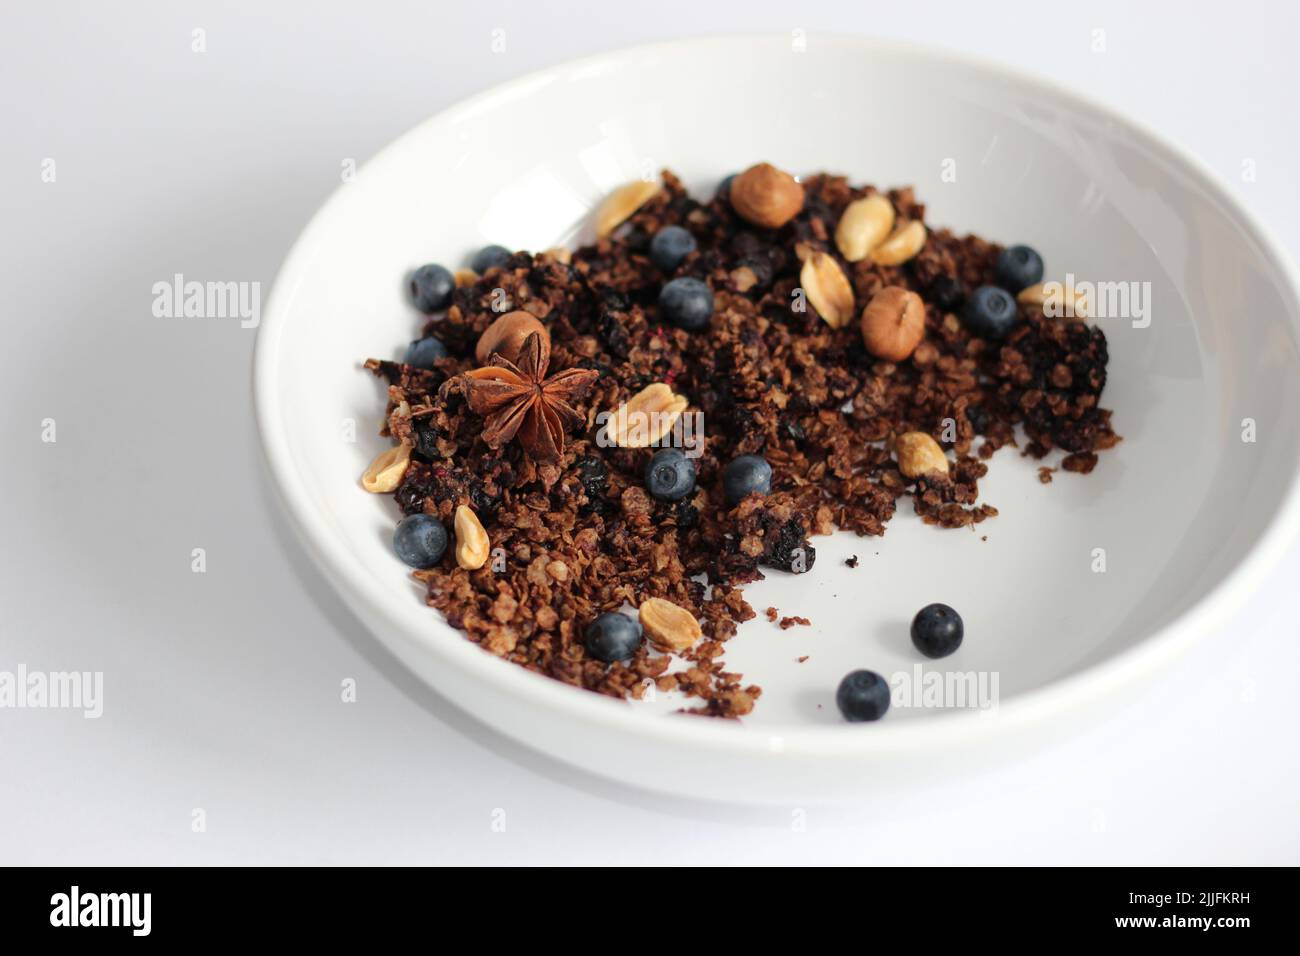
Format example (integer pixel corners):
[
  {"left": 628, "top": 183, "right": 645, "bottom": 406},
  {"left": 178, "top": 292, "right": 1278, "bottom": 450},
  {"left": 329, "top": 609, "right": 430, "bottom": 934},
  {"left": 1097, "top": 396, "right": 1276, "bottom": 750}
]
[
  {"left": 800, "top": 252, "right": 855, "bottom": 329},
  {"left": 869, "top": 220, "right": 927, "bottom": 266},
  {"left": 453, "top": 505, "right": 490, "bottom": 570},
  {"left": 360, "top": 443, "right": 411, "bottom": 493},
  {"left": 834, "top": 194, "right": 895, "bottom": 262},
  {"left": 595, "top": 180, "right": 661, "bottom": 238},
  {"left": 1017, "top": 282, "right": 1090, "bottom": 320},
  {"left": 895, "top": 431, "right": 949, "bottom": 479},
  {"left": 606, "top": 383, "right": 688, "bottom": 448},
  {"left": 638, "top": 597, "right": 702, "bottom": 652}
]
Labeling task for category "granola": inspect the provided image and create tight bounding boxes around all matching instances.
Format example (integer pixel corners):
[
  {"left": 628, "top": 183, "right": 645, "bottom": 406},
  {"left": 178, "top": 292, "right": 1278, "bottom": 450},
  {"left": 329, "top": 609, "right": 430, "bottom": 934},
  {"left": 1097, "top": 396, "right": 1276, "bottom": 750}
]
[{"left": 363, "top": 166, "right": 1120, "bottom": 718}]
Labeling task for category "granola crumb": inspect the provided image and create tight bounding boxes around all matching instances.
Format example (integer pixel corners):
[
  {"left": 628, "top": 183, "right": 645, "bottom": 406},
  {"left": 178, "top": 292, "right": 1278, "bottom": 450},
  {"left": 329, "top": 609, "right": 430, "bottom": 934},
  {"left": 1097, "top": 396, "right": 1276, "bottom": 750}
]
[{"left": 779, "top": 615, "right": 811, "bottom": 630}]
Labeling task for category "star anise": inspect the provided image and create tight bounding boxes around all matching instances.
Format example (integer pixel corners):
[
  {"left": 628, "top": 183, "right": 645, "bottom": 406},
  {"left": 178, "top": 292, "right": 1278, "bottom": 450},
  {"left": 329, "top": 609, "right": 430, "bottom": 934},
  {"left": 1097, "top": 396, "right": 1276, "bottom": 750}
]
[{"left": 460, "top": 332, "right": 599, "bottom": 463}]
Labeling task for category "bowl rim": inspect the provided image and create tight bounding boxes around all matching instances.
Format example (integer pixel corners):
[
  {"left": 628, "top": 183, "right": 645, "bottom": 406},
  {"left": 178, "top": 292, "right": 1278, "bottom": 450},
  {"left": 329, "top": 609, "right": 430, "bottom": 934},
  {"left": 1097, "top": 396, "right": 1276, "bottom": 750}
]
[{"left": 253, "top": 32, "right": 1300, "bottom": 759}]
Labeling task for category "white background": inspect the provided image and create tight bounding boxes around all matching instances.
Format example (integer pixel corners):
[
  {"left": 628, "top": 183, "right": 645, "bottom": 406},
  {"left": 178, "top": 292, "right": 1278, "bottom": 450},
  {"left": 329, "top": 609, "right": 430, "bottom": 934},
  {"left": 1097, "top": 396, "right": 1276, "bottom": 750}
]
[{"left": 2, "top": 0, "right": 1299, "bottom": 864}]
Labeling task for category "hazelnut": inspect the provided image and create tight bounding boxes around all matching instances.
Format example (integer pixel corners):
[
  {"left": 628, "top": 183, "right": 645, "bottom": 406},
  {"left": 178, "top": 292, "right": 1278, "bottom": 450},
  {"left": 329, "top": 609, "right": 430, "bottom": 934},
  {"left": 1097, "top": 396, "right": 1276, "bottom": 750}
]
[
  {"left": 895, "top": 432, "right": 949, "bottom": 479},
  {"left": 475, "top": 310, "right": 549, "bottom": 365},
  {"left": 729, "top": 163, "right": 804, "bottom": 229},
  {"left": 860, "top": 286, "right": 926, "bottom": 362}
]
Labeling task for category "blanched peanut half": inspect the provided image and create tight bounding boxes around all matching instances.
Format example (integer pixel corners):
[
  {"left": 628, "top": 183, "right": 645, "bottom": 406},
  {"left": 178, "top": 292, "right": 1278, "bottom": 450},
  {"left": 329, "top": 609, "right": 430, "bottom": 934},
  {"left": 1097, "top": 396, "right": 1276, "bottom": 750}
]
[
  {"left": 639, "top": 597, "right": 703, "bottom": 652},
  {"left": 1017, "top": 282, "right": 1090, "bottom": 320},
  {"left": 800, "top": 252, "right": 856, "bottom": 329},
  {"left": 361, "top": 442, "right": 412, "bottom": 493},
  {"left": 835, "top": 194, "right": 895, "bottom": 262},
  {"left": 595, "top": 180, "right": 662, "bottom": 238},
  {"left": 607, "top": 383, "right": 688, "bottom": 448},
  {"left": 895, "top": 431, "right": 949, "bottom": 479},
  {"left": 869, "top": 220, "right": 927, "bottom": 266},
  {"left": 454, "top": 504, "right": 490, "bottom": 570}
]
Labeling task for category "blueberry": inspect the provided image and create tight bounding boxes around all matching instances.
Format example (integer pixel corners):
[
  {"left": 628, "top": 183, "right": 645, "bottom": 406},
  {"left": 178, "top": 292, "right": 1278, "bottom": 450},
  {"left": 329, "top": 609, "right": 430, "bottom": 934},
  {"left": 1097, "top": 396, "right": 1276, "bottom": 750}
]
[
  {"left": 649, "top": 225, "right": 697, "bottom": 271},
  {"left": 470, "top": 244, "right": 512, "bottom": 273},
  {"left": 962, "top": 285, "right": 1019, "bottom": 340},
  {"left": 409, "top": 264, "right": 454, "bottom": 313},
  {"left": 404, "top": 335, "right": 448, "bottom": 369},
  {"left": 659, "top": 277, "right": 714, "bottom": 331},
  {"left": 716, "top": 173, "right": 737, "bottom": 199},
  {"left": 911, "top": 603, "right": 964, "bottom": 659},
  {"left": 836, "top": 670, "right": 891, "bottom": 722},
  {"left": 644, "top": 448, "right": 696, "bottom": 501},
  {"left": 927, "top": 274, "right": 963, "bottom": 311},
  {"left": 994, "top": 244, "right": 1043, "bottom": 293},
  {"left": 722, "top": 454, "right": 772, "bottom": 506},
  {"left": 583, "top": 612, "right": 643, "bottom": 663},
  {"left": 392, "top": 513, "right": 448, "bottom": 569}
]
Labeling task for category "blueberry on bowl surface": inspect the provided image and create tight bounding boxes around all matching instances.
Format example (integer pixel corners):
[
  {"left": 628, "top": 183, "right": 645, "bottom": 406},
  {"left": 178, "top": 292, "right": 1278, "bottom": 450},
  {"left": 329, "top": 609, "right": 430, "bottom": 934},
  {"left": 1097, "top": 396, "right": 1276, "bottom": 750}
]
[
  {"left": 583, "top": 612, "right": 643, "bottom": 663},
  {"left": 836, "top": 670, "right": 891, "bottom": 722},
  {"left": 994, "top": 244, "right": 1044, "bottom": 292},
  {"left": 911, "top": 603, "right": 964, "bottom": 658},
  {"left": 649, "top": 225, "right": 697, "bottom": 271},
  {"left": 659, "top": 276, "right": 714, "bottom": 331},
  {"left": 470, "top": 244, "right": 512, "bottom": 273},
  {"left": 404, "top": 335, "right": 448, "bottom": 369},
  {"left": 962, "top": 285, "right": 1019, "bottom": 340},
  {"left": 392, "top": 514, "right": 449, "bottom": 569},
  {"left": 409, "top": 263, "right": 454, "bottom": 313},
  {"left": 722, "top": 454, "right": 772, "bottom": 506},
  {"left": 644, "top": 448, "right": 696, "bottom": 501}
]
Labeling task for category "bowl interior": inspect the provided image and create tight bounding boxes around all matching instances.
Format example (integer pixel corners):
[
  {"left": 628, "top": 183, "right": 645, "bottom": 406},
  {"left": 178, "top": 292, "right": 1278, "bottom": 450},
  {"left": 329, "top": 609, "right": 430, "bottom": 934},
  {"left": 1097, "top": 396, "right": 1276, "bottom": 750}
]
[{"left": 258, "top": 35, "right": 1300, "bottom": 734}]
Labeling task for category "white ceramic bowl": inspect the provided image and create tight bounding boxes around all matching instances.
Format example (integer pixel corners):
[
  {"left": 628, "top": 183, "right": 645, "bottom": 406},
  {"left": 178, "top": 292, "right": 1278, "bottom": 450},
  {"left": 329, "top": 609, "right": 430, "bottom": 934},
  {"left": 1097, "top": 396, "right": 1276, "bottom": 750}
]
[{"left": 255, "top": 34, "right": 1300, "bottom": 802}]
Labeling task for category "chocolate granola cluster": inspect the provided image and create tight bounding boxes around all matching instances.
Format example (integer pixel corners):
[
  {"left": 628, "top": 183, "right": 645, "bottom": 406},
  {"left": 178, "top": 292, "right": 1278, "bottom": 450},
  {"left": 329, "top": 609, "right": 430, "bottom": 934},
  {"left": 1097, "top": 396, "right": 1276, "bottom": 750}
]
[{"left": 364, "top": 169, "right": 1119, "bottom": 717}]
